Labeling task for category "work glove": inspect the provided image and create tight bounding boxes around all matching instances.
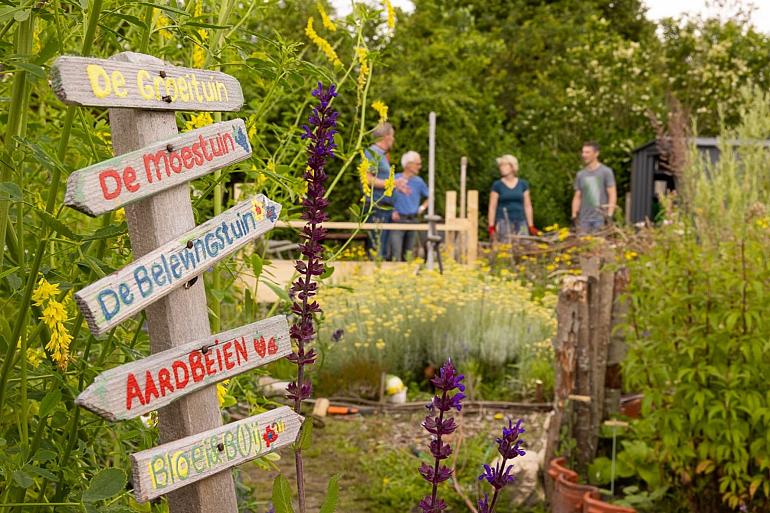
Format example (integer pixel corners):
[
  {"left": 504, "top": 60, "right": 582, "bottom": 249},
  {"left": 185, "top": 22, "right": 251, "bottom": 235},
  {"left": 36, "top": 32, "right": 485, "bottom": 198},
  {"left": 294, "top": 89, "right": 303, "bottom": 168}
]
[
  {"left": 528, "top": 225, "right": 540, "bottom": 236},
  {"left": 488, "top": 225, "right": 496, "bottom": 238}
]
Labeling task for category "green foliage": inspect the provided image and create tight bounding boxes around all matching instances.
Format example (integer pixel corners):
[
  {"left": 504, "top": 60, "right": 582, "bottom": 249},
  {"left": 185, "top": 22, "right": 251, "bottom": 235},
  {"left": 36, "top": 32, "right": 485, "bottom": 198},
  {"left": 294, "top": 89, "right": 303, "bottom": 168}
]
[
  {"left": 272, "top": 474, "right": 295, "bottom": 513},
  {"left": 623, "top": 88, "right": 770, "bottom": 512},
  {"left": 82, "top": 468, "right": 127, "bottom": 503}
]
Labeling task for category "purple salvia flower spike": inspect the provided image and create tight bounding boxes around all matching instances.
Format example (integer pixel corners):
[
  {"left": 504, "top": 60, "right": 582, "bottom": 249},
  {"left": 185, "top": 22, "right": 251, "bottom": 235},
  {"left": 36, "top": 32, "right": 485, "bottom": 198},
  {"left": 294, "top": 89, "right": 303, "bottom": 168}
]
[{"left": 476, "top": 418, "right": 527, "bottom": 512}]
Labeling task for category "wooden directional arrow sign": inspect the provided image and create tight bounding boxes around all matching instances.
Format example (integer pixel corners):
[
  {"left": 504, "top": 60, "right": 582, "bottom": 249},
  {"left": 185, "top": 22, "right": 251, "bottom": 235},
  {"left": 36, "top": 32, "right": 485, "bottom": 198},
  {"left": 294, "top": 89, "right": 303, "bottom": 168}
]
[
  {"left": 65, "top": 119, "right": 252, "bottom": 216},
  {"left": 76, "top": 316, "right": 290, "bottom": 421},
  {"left": 131, "top": 406, "right": 302, "bottom": 503},
  {"left": 51, "top": 55, "right": 244, "bottom": 111},
  {"left": 75, "top": 194, "right": 281, "bottom": 335}
]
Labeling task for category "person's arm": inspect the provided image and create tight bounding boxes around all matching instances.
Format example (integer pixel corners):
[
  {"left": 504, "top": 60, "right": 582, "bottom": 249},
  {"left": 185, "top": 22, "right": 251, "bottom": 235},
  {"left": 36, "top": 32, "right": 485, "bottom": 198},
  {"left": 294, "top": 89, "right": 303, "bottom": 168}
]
[
  {"left": 571, "top": 190, "right": 581, "bottom": 221},
  {"left": 606, "top": 186, "right": 617, "bottom": 217},
  {"left": 367, "top": 172, "right": 388, "bottom": 188},
  {"left": 488, "top": 191, "right": 499, "bottom": 236},
  {"left": 524, "top": 190, "right": 535, "bottom": 229}
]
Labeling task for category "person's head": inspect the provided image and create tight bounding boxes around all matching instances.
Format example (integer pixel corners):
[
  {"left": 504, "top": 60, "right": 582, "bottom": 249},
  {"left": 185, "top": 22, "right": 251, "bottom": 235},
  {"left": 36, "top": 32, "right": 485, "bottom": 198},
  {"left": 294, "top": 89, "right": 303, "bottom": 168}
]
[
  {"left": 373, "top": 122, "right": 395, "bottom": 151},
  {"left": 581, "top": 141, "right": 600, "bottom": 166},
  {"left": 496, "top": 154, "right": 519, "bottom": 178},
  {"left": 401, "top": 151, "right": 422, "bottom": 175}
]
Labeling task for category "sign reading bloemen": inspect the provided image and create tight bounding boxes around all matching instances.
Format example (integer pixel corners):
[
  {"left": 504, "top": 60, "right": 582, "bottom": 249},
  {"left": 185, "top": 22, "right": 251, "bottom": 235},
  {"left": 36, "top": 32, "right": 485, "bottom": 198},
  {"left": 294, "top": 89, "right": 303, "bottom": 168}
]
[
  {"left": 131, "top": 406, "right": 302, "bottom": 502},
  {"left": 51, "top": 55, "right": 244, "bottom": 111},
  {"left": 65, "top": 119, "right": 251, "bottom": 216},
  {"left": 75, "top": 195, "right": 281, "bottom": 335},
  {"left": 76, "top": 315, "right": 290, "bottom": 421}
]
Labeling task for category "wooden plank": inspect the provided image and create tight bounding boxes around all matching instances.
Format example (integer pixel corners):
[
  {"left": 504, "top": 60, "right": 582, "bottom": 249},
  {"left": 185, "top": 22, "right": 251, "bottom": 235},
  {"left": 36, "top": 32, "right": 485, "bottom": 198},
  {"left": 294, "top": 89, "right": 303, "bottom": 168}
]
[
  {"left": 131, "top": 406, "right": 303, "bottom": 503},
  {"left": 275, "top": 219, "right": 470, "bottom": 232},
  {"left": 106, "top": 51, "right": 236, "bottom": 513},
  {"left": 590, "top": 264, "right": 615, "bottom": 450},
  {"left": 467, "top": 190, "right": 479, "bottom": 263},
  {"left": 51, "top": 54, "right": 244, "bottom": 111},
  {"left": 445, "top": 191, "right": 457, "bottom": 260},
  {"left": 76, "top": 316, "right": 290, "bottom": 421},
  {"left": 65, "top": 119, "right": 251, "bottom": 216},
  {"left": 459, "top": 156, "right": 467, "bottom": 218},
  {"left": 75, "top": 193, "right": 280, "bottom": 335}
]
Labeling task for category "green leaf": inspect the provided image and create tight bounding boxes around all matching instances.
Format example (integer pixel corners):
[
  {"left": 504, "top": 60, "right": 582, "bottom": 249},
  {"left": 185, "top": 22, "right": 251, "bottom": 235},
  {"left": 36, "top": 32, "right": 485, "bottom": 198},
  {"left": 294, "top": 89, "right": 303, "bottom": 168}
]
[
  {"left": 0, "top": 182, "right": 21, "bottom": 201},
  {"left": 82, "top": 468, "right": 127, "bottom": 503},
  {"left": 0, "top": 266, "right": 20, "bottom": 281},
  {"left": 294, "top": 419, "right": 312, "bottom": 451},
  {"left": 33, "top": 449, "right": 57, "bottom": 462},
  {"left": 13, "top": 9, "right": 29, "bottom": 21},
  {"left": 251, "top": 253, "right": 263, "bottom": 280},
  {"left": 319, "top": 475, "right": 340, "bottom": 513},
  {"left": 271, "top": 474, "right": 294, "bottom": 513},
  {"left": 15, "top": 62, "right": 45, "bottom": 79},
  {"left": 35, "top": 208, "right": 82, "bottom": 240},
  {"left": 184, "top": 20, "right": 231, "bottom": 30},
  {"left": 137, "top": 1, "right": 190, "bottom": 17},
  {"left": 262, "top": 279, "right": 290, "bottom": 303},
  {"left": 39, "top": 389, "right": 62, "bottom": 418},
  {"left": 12, "top": 470, "right": 33, "bottom": 488},
  {"left": 109, "top": 12, "right": 148, "bottom": 30},
  {"left": 320, "top": 265, "right": 335, "bottom": 280},
  {"left": 84, "top": 222, "right": 127, "bottom": 241}
]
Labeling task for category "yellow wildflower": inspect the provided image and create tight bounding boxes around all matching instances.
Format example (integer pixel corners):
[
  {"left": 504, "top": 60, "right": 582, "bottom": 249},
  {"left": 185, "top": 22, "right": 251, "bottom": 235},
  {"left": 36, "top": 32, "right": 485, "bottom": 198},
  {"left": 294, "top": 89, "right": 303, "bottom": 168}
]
[
  {"left": 45, "top": 326, "right": 73, "bottom": 369},
  {"left": 317, "top": 1, "right": 336, "bottom": 31},
  {"left": 185, "top": 112, "right": 214, "bottom": 131},
  {"left": 32, "top": 278, "right": 60, "bottom": 307},
  {"left": 557, "top": 228, "right": 570, "bottom": 241},
  {"left": 356, "top": 47, "right": 370, "bottom": 91},
  {"left": 27, "top": 347, "right": 46, "bottom": 369},
  {"left": 217, "top": 380, "right": 230, "bottom": 407},
  {"left": 357, "top": 151, "right": 372, "bottom": 196},
  {"left": 305, "top": 18, "right": 342, "bottom": 67},
  {"left": 154, "top": 9, "right": 173, "bottom": 40},
  {"left": 376, "top": 340, "right": 386, "bottom": 350},
  {"left": 544, "top": 223, "right": 559, "bottom": 232},
  {"left": 42, "top": 301, "right": 68, "bottom": 326},
  {"left": 546, "top": 263, "right": 557, "bottom": 272},
  {"left": 114, "top": 208, "right": 125, "bottom": 223},
  {"left": 371, "top": 100, "right": 388, "bottom": 123},
  {"left": 384, "top": 0, "right": 396, "bottom": 29},
  {"left": 383, "top": 165, "right": 396, "bottom": 197},
  {"left": 624, "top": 250, "right": 638, "bottom": 261}
]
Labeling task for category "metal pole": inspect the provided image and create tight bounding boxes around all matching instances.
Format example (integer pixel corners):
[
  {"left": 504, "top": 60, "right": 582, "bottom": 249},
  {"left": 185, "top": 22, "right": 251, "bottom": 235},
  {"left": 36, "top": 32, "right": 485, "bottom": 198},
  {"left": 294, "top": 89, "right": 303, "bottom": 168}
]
[{"left": 427, "top": 112, "right": 436, "bottom": 269}]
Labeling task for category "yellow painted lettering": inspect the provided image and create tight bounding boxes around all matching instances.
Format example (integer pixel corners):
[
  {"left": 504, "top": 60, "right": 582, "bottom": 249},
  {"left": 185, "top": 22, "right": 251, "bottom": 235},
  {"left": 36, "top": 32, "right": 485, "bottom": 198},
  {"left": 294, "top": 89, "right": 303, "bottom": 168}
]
[
  {"left": 86, "top": 64, "right": 111, "bottom": 99},
  {"left": 165, "top": 77, "right": 178, "bottom": 101},
  {"left": 153, "top": 76, "right": 164, "bottom": 100},
  {"left": 216, "top": 82, "right": 227, "bottom": 102},
  {"left": 137, "top": 69, "right": 154, "bottom": 100},
  {"left": 111, "top": 70, "right": 127, "bottom": 97},
  {"left": 178, "top": 76, "right": 190, "bottom": 101}
]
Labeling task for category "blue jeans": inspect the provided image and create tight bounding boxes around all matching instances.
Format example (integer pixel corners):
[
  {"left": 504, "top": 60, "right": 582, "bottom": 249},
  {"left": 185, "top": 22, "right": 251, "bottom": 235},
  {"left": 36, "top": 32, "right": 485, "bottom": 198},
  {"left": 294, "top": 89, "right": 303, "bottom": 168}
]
[
  {"left": 365, "top": 209, "right": 390, "bottom": 259},
  {"left": 496, "top": 218, "right": 526, "bottom": 243},
  {"left": 389, "top": 216, "right": 419, "bottom": 261},
  {"left": 578, "top": 217, "right": 605, "bottom": 234}
]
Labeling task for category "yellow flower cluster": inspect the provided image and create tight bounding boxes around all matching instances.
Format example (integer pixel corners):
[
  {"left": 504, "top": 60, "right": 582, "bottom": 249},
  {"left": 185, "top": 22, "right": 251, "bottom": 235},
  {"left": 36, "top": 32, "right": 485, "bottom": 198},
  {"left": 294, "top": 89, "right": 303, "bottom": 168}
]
[
  {"left": 371, "top": 100, "right": 388, "bottom": 123},
  {"left": 384, "top": 0, "right": 396, "bottom": 29},
  {"left": 153, "top": 9, "right": 173, "bottom": 40},
  {"left": 383, "top": 165, "right": 396, "bottom": 197},
  {"left": 317, "top": 1, "right": 336, "bottom": 31},
  {"left": 357, "top": 150, "right": 372, "bottom": 196},
  {"left": 32, "top": 278, "right": 73, "bottom": 369},
  {"left": 356, "top": 47, "right": 370, "bottom": 91},
  {"left": 217, "top": 380, "right": 230, "bottom": 407},
  {"left": 305, "top": 17, "right": 342, "bottom": 68},
  {"left": 192, "top": 0, "right": 208, "bottom": 68},
  {"left": 185, "top": 112, "right": 214, "bottom": 131}
]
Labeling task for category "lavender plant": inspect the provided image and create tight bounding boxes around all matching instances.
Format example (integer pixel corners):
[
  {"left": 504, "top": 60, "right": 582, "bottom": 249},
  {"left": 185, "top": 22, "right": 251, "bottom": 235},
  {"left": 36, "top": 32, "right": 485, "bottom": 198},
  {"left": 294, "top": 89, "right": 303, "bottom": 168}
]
[
  {"left": 283, "top": 82, "right": 338, "bottom": 513},
  {"left": 477, "top": 418, "right": 527, "bottom": 513},
  {"left": 418, "top": 359, "right": 465, "bottom": 513}
]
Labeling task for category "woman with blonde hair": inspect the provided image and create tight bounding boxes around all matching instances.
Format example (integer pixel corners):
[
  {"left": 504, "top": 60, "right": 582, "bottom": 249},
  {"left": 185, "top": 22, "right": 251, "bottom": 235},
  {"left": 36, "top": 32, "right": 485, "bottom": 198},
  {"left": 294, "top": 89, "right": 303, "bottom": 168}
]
[{"left": 487, "top": 154, "right": 537, "bottom": 242}]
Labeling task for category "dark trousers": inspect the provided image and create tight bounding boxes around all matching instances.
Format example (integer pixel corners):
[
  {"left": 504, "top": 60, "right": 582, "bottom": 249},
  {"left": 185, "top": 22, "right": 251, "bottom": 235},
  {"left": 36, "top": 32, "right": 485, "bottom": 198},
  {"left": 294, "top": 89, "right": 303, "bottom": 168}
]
[{"left": 389, "top": 215, "right": 419, "bottom": 261}]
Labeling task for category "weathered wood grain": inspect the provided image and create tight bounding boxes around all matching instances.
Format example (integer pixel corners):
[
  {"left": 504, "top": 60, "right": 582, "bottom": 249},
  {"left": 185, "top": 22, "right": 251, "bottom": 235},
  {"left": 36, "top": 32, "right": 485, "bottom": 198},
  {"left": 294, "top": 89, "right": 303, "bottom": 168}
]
[
  {"left": 65, "top": 119, "right": 251, "bottom": 216},
  {"left": 131, "top": 407, "right": 303, "bottom": 503},
  {"left": 51, "top": 53, "right": 243, "bottom": 111},
  {"left": 76, "top": 315, "right": 290, "bottom": 421},
  {"left": 75, "top": 193, "right": 281, "bottom": 335}
]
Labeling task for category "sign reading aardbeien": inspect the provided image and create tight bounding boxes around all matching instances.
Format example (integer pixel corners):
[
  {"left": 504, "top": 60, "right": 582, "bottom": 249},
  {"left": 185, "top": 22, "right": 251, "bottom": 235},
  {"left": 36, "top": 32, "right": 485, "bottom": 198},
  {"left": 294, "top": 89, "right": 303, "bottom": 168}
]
[
  {"left": 131, "top": 406, "right": 302, "bottom": 503},
  {"left": 75, "top": 195, "right": 281, "bottom": 335},
  {"left": 76, "top": 315, "right": 290, "bottom": 421},
  {"left": 51, "top": 55, "right": 244, "bottom": 111},
  {"left": 65, "top": 119, "right": 251, "bottom": 216}
]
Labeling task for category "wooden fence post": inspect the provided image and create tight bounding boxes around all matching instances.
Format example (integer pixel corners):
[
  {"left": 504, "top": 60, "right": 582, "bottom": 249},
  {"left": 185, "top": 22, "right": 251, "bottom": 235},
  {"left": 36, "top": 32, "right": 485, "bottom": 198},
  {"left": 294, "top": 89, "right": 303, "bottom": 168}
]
[
  {"left": 108, "top": 52, "right": 237, "bottom": 513},
  {"left": 466, "top": 190, "right": 478, "bottom": 263},
  {"left": 459, "top": 156, "right": 467, "bottom": 219},
  {"left": 444, "top": 190, "right": 457, "bottom": 261}
]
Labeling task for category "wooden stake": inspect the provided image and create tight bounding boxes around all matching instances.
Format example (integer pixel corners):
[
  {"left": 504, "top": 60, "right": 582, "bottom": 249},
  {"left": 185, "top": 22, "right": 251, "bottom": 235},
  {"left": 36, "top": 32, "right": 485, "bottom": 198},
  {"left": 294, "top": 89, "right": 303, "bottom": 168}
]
[
  {"left": 426, "top": 112, "right": 436, "bottom": 269},
  {"left": 108, "top": 52, "right": 237, "bottom": 513},
  {"left": 466, "top": 190, "right": 479, "bottom": 263},
  {"left": 444, "top": 190, "right": 457, "bottom": 260},
  {"left": 459, "top": 156, "right": 467, "bottom": 219}
]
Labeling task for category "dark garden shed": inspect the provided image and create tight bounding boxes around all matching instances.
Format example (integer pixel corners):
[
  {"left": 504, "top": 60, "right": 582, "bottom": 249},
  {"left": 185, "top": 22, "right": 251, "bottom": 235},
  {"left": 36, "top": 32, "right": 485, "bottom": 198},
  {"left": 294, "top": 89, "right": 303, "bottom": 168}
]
[{"left": 629, "top": 137, "right": 721, "bottom": 224}]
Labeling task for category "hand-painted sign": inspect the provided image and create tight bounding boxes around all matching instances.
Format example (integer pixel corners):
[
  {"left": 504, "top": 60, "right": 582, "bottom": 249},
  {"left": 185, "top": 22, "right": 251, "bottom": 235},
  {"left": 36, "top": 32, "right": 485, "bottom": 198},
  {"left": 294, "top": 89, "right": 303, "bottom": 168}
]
[
  {"left": 65, "top": 119, "right": 252, "bottom": 216},
  {"left": 51, "top": 55, "right": 244, "bottom": 111},
  {"left": 75, "top": 195, "right": 281, "bottom": 335},
  {"left": 131, "top": 406, "right": 302, "bottom": 502},
  {"left": 76, "top": 316, "right": 290, "bottom": 421}
]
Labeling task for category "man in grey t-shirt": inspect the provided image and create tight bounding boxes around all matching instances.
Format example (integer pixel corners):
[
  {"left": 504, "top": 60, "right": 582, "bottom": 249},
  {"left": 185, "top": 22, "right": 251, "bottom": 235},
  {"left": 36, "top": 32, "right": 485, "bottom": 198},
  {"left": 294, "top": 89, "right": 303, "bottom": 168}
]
[{"left": 571, "top": 141, "right": 617, "bottom": 233}]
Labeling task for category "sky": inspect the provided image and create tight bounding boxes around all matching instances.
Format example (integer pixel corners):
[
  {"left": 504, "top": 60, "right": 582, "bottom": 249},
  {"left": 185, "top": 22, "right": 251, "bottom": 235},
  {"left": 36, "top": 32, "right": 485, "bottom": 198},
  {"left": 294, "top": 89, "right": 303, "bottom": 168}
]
[{"left": 329, "top": 0, "right": 770, "bottom": 32}]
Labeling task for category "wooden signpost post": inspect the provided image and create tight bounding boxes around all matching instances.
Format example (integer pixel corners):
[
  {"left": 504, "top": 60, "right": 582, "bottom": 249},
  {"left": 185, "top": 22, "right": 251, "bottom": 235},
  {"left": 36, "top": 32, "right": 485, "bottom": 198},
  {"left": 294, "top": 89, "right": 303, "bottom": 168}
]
[
  {"left": 54, "top": 52, "right": 294, "bottom": 513},
  {"left": 132, "top": 406, "right": 302, "bottom": 502},
  {"left": 65, "top": 119, "right": 251, "bottom": 216},
  {"left": 76, "top": 315, "right": 291, "bottom": 421},
  {"left": 74, "top": 194, "right": 280, "bottom": 335}
]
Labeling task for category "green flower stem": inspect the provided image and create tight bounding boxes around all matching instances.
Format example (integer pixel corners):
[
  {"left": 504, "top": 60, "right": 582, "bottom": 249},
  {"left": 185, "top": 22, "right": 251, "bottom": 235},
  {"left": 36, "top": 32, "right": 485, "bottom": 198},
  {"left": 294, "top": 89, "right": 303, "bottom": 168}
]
[{"left": 139, "top": 4, "right": 154, "bottom": 53}]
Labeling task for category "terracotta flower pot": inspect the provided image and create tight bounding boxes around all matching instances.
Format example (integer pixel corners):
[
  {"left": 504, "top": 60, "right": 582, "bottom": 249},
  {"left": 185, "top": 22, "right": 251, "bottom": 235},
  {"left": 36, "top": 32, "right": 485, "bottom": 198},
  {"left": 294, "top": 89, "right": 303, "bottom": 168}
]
[
  {"left": 548, "top": 456, "right": 579, "bottom": 484},
  {"left": 551, "top": 473, "right": 600, "bottom": 513},
  {"left": 582, "top": 492, "right": 637, "bottom": 512}
]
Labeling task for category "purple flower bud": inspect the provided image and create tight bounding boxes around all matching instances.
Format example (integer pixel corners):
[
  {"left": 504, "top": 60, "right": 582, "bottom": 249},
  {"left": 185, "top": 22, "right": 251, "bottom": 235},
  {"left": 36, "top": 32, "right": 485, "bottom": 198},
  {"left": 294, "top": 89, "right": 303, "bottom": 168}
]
[
  {"left": 477, "top": 493, "right": 490, "bottom": 513},
  {"left": 418, "top": 496, "right": 447, "bottom": 513},
  {"left": 331, "top": 328, "right": 344, "bottom": 342},
  {"left": 429, "top": 439, "right": 452, "bottom": 460}
]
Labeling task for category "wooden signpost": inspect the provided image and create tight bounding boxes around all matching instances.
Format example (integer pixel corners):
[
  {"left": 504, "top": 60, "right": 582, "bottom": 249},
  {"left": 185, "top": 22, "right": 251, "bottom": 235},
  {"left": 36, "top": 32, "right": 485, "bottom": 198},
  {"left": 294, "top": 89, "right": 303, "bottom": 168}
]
[
  {"left": 74, "top": 194, "right": 280, "bottom": 335},
  {"left": 51, "top": 55, "right": 244, "bottom": 111},
  {"left": 65, "top": 119, "right": 251, "bottom": 216},
  {"left": 54, "top": 52, "right": 295, "bottom": 513},
  {"left": 76, "top": 316, "right": 291, "bottom": 421},
  {"left": 132, "top": 406, "right": 302, "bottom": 503}
]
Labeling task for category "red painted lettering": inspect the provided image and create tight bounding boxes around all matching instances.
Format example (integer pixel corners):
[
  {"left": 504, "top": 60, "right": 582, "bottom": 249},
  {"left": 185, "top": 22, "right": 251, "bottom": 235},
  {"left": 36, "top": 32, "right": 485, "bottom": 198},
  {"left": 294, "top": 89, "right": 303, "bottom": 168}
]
[
  {"left": 254, "top": 336, "right": 266, "bottom": 358},
  {"left": 144, "top": 370, "right": 160, "bottom": 405},
  {"left": 234, "top": 337, "right": 248, "bottom": 365},
  {"left": 215, "top": 343, "right": 224, "bottom": 371},
  {"left": 123, "top": 166, "right": 140, "bottom": 193},
  {"left": 192, "top": 142, "right": 205, "bottom": 166},
  {"left": 204, "top": 350, "right": 217, "bottom": 376},
  {"left": 158, "top": 368, "right": 174, "bottom": 397},
  {"left": 268, "top": 337, "right": 278, "bottom": 355},
  {"left": 189, "top": 351, "right": 206, "bottom": 382},
  {"left": 126, "top": 372, "right": 145, "bottom": 411},
  {"left": 181, "top": 147, "right": 194, "bottom": 169},
  {"left": 169, "top": 152, "right": 183, "bottom": 174},
  {"left": 99, "top": 169, "right": 121, "bottom": 200},
  {"left": 172, "top": 360, "right": 189, "bottom": 389},
  {"left": 222, "top": 341, "right": 235, "bottom": 370}
]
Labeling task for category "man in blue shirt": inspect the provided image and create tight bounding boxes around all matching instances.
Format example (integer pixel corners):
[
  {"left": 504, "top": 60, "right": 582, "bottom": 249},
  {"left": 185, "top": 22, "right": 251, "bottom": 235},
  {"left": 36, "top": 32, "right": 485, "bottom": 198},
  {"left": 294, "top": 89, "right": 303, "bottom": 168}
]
[
  {"left": 363, "top": 122, "right": 399, "bottom": 259},
  {"left": 389, "top": 151, "right": 429, "bottom": 261}
]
